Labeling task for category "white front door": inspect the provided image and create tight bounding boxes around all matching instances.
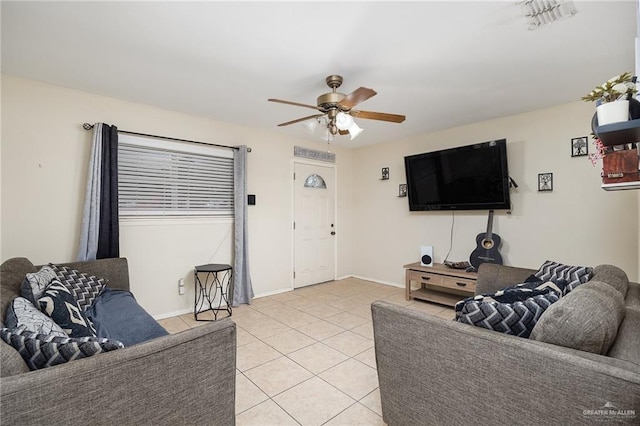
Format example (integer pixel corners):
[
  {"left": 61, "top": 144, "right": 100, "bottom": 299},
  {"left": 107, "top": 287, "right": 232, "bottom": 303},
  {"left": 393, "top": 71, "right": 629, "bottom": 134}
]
[{"left": 293, "top": 162, "right": 336, "bottom": 288}]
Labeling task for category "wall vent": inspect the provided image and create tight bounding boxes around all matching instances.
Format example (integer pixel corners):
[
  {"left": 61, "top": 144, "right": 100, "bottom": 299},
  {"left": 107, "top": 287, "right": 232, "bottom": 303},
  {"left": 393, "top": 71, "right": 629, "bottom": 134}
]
[{"left": 294, "top": 146, "right": 336, "bottom": 163}]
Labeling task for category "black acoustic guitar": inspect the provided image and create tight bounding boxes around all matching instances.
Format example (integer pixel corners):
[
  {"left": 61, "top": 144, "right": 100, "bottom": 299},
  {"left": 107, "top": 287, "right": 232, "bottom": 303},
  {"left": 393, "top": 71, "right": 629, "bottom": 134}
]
[{"left": 469, "top": 210, "right": 503, "bottom": 269}]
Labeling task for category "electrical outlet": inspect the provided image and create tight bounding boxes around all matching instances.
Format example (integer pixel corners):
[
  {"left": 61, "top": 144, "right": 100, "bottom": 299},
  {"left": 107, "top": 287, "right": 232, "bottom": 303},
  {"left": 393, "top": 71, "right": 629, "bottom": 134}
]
[{"left": 178, "top": 278, "right": 185, "bottom": 295}]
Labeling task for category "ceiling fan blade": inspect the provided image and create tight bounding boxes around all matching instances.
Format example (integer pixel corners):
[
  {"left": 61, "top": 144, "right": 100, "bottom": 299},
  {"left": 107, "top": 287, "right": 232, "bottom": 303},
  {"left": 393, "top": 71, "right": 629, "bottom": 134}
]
[
  {"left": 277, "top": 114, "right": 324, "bottom": 127},
  {"left": 268, "top": 98, "right": 319, "bottom": 110},
  {"left": 351, "top": 109, "right": 406, "bottom": 123},
  {"left": 338, "top": 87, "right": 377, "bottom": 109},
  {"left": 338, "top": 130, "right": 349, "bottom": 136}
]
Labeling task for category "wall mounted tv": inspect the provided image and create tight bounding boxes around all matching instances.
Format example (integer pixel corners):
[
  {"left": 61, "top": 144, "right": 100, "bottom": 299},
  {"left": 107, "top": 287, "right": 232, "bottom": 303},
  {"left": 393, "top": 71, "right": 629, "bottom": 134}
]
[{"left": 404, "top": 139, "right": 510, "bottom": 211}]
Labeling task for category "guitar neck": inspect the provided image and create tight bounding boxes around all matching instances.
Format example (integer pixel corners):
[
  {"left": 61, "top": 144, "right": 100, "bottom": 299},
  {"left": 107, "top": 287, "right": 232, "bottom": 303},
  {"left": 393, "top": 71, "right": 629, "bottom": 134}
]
[{"left": 485, "top": 210, "right": 494, "bottom": 239}]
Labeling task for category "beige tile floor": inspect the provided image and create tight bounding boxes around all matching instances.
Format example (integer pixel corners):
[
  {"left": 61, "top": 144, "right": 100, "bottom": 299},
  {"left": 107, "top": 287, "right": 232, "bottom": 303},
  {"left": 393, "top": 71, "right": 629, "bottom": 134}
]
[{"left": 158, "top": 277, "right": 455, "bottom": 426}]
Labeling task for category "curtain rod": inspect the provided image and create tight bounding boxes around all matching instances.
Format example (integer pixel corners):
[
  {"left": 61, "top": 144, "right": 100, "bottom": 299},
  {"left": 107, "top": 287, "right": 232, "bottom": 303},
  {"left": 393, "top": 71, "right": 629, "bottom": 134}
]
[{"left": 82, "top": 123, "right": 251, "bottom": 152}]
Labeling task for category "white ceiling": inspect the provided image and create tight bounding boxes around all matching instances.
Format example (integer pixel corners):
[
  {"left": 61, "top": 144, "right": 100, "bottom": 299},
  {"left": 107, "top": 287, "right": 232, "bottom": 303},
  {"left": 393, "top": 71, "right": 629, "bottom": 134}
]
[{"left": 1, "top": 1, "right": 637, "bottom": 148}]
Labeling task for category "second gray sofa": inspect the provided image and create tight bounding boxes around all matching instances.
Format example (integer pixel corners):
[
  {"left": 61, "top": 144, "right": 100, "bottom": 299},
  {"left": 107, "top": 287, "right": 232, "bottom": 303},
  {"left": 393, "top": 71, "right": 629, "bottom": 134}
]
[{"left": 372, "top": 263, "right": 640, "bottom": 425}]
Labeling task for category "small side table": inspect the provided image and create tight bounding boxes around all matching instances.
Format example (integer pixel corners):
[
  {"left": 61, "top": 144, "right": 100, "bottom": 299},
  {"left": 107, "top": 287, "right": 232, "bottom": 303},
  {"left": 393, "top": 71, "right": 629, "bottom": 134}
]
[{"left": 194, "top": 264, "right": 233, "bottom": 321}]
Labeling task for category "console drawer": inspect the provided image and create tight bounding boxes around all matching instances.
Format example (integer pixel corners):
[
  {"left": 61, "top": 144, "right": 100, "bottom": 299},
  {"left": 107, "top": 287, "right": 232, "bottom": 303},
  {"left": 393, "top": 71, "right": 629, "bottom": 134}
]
[
  {"left": 441, "top": 276, "right": 476, "bottom": 293},
  {"left": 409, "top": 270, "right": 444, "bottom": 287}
]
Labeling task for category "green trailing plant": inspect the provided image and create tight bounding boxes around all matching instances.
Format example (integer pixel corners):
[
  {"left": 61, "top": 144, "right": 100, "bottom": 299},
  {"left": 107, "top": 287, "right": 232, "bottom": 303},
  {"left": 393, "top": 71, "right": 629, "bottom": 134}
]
[{"left": 582, "top": 72, "right": 638, "bottom": 104}]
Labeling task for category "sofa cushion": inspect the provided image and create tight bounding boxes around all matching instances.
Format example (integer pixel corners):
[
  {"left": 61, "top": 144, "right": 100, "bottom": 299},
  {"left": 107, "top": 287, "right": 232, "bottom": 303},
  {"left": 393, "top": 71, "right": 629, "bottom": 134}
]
[
  {"left": 475, "top": 263, "right": 537, "bottom": 295},
  {"left": 1, "top": 257, "right": 38, "bottom": 275},
  {"left": 534, "top": 260, "right": 592, "bottom": 293},
  {"left": 455, "top": 280, "right": 561, "bottom": 337},
  {"left": 607, "top": 308, "right": 640, "bottom": 365},
  {"left": 38, "top": 280, "right": 96, "bottom": 338},
  {"left": 625, "top": 283, "right": 640, "bottom": 311},
  {"left": 49, "top": 264, "right": 107, "bottom": 311},
  {"left": 5, "top": 297, "right": 67, "bottom": 337},
  {"left": 530, "top": 281, "right": 625, "bottom": 355},
  {"left": 591, "top": 264, "right": 629, "bottom": 297},
  {"left": 86, "top": 288, "right": 168, "bottom": 346},
  {"left": 0, "top": 340, "right": 30, "bottom": 377},
  {"left": 20, "top": 265, "right": 57, "bottom": 304},
  {"left": 0, "top": 327, "right": 123, "bottom": 371}
]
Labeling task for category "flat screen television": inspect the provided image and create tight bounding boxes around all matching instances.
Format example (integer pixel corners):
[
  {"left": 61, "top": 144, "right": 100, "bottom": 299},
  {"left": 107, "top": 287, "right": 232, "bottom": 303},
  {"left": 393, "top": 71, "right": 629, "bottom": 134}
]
[{"left": 404, "top": 139, "right": 510, "bottom": 211}]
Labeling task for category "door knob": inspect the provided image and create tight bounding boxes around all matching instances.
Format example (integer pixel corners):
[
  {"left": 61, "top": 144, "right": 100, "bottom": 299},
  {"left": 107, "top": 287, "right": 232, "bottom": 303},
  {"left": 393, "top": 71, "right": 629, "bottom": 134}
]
[{"left": 331, "top": 231, "right": 336, "bottom": 235}]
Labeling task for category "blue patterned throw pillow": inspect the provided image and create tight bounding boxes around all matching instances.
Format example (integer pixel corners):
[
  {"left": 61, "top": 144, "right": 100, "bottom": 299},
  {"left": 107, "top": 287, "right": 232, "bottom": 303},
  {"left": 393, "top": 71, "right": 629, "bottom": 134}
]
[
  {"left": 38, "top": 280, "right": 97, "bottom": 338},
  {"left": 534, "top": 260, "right": 592, "bottom": 294},
  {"left": 0, "top": 327, "right": 123, "bottom": 370},
  {"left": 49, "top": 264, "right": 107, "bottom": 312},
  {"left": 455, "top": 279, "right": 563, "bottom": 338}
]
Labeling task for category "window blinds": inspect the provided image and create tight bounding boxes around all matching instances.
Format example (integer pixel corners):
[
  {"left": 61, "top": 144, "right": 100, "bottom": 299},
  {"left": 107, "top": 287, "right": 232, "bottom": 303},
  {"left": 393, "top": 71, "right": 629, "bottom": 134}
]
[{"left": 118, "top": 142, "right": 234, "bottom": 216}]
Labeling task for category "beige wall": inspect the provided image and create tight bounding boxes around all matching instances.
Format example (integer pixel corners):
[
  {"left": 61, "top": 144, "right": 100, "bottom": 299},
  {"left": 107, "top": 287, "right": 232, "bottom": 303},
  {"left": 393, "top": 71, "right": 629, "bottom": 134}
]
[
  {"left": 2, "top": 75, "right": 638, "bottom": 318},
  {"left": 350, "top": 101, "right": 639, "bottom": 284},
  {"left": 1, "top": 75, "right": 354, "bottom": 317}
]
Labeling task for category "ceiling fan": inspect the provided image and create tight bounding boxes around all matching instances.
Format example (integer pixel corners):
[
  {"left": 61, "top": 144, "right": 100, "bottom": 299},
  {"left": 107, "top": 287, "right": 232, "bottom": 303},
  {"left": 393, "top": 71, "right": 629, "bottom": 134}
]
[{"left": 268, "top": 75, "right": 405, "bottom": 140}]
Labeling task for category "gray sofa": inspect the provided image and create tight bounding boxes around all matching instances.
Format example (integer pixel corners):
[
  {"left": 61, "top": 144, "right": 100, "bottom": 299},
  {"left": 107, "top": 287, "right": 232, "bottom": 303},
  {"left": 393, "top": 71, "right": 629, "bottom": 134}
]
[
  {"left": 0, "top": 257, "right": 237, "bottom": 426},
  {"left": 372, "top": 263, "right": 640, "bottom": 425}
]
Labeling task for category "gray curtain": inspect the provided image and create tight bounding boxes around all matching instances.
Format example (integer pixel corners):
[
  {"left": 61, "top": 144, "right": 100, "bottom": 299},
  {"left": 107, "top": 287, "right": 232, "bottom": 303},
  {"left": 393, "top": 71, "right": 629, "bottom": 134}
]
[
  {"left": 77, "top": 123, "right": 119, "bottom": 261},
  {"left": 232, "top": 145, "right": 254, "bottom": 306},
  {"left": 77, "top": 124, "right": 103, "bottom": 261}
]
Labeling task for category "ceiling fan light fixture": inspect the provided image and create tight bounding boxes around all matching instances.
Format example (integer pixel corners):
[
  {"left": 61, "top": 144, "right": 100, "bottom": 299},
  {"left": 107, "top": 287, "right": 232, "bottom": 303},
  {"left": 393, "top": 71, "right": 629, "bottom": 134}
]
[
  {"left": 335, "top": 111, "right": 363, "bottom": 139},
  {"left": 303, "top": 118, "right": 318, "bottom": 133},
  {"left": 348, "top": 122, "right": 364, "bottom": 140},
  {"left": 335, "top": 111, "right": 354, "bottom": 131}
]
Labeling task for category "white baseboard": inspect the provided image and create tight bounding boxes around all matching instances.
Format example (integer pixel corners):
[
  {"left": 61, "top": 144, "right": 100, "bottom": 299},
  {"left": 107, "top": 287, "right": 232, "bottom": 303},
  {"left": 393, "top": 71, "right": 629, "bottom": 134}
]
[
  {"left": 153, "top": 307, "right": 192, "bottom": 321},
  {"left": 342, "top": 274, "right": 404, "bottom": 289},
  {"left": 253, "top": 287, "right": 294, "bottom": 299},
  {"left": 154, "top": 303, "right": 236, "bottom": 321}
]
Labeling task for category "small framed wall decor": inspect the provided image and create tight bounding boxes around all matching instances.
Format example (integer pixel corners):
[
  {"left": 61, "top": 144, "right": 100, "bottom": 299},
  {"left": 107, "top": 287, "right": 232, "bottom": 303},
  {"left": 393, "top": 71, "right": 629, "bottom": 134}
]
[
  {"left": 398, "top": 184, "right": 407, "bottom": 197},
  {"left": 571, "top": 136, "right": 588, "bottom": 157},
  {"left": 538, "top": 173, "right": 553, "bottom": 192},
  {"left": 381, "top": 167, "right": 389, "bottom": 180}
]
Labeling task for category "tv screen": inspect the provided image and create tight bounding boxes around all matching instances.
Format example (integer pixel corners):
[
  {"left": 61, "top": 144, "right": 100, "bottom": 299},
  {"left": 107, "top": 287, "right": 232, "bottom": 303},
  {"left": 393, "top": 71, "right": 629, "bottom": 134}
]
[{"left": 404, "top": 139, "right": 510, "bottom": 211}]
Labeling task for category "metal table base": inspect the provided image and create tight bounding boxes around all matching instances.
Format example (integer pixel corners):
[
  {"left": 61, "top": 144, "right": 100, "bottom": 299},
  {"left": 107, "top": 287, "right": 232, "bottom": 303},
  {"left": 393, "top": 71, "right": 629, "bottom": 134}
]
[{"left": 194, "top": 264, "right": 233, "bottom": 321}]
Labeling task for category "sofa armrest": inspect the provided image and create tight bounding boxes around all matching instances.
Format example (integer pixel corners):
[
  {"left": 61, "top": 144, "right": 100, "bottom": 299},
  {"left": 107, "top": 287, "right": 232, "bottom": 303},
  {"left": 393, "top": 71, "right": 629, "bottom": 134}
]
[
  {"left": 475, "top": 263, "right": 536, "bottom": 295},
  {"left": 1, "top": 319, "right": 236, "bottom": 425},
  {"left": 372, "top": 301, "right": 640, "bottom": 426}
]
